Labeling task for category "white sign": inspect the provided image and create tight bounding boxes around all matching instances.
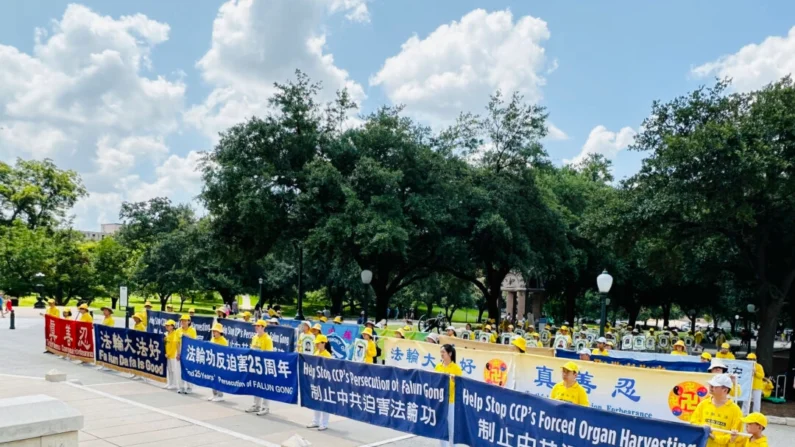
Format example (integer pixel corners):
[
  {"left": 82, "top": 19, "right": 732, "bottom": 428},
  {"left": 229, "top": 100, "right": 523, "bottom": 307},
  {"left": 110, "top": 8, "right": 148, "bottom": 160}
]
[{"left": 119, "top": 286, "right": 128, "bottom": 308}]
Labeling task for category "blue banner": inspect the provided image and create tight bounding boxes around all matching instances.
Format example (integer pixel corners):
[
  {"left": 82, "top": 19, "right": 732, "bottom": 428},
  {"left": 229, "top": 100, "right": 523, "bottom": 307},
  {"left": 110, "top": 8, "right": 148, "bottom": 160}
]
[
  {"left": 454, "top": 376, "right": 708, "bottom": 447},
  {"left": 94, "top": 325, "right": 167, "bottom": 382},
  {"left": 555, "top": 349, "right": 708, "bottom": 373},
  {"left": 279, "top": 319, "right": 312, "bottom": 329},
  {"left": 180, "top": 337, "right": 298, "bottom": 404},
  {"left": 147, "top": 310, "right": 213, "bottom": 340},
  {"left": 299, "top": 354, "right": 449, "bottom": 440},
  {"left": 321, "top": 323, "right": 360, "bottom": 360},
  {"left": 222, "top": 319, "right": 256, "bottom": 348},
  {"left": 265, "top": 325, "right": 296, "bottom": 353}
]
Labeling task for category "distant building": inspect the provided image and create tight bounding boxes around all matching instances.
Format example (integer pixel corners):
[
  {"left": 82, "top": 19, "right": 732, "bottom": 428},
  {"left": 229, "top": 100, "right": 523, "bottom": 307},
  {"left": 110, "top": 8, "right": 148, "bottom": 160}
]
[{"left": 80, "top": 223, "right": 123, "bottom": 241}]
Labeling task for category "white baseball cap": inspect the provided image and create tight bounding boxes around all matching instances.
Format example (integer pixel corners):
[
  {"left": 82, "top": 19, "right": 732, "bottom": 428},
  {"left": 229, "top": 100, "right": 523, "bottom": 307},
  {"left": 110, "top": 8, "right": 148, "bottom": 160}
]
[
  {"left": 709, "top": 359, "right": 728, "bottom": 371},
  {"left": 597, "top": 337, "right": 607, "bottom": 343},
  {"left": 577, "top": 348, "right": 591, "bottom": 355},
  {"left": 708, "top": 374, "right": 733, "bottom": 389}
]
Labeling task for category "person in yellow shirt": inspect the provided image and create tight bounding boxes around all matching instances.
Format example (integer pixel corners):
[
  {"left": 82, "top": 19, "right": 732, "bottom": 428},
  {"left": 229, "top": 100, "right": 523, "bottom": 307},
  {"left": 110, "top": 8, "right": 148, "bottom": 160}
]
[
  {"left": 333, "top": 316, "right": 343, "bottom": 324},
  {"left": 164, "top": 320, "right": 180, "bottom": 391},
  {"left": 188, "top": 308, "right": 196, "bottom": 317},
  {"left": 511, "top": 336, "right": 527, "bottom": 353},
  {"left": 435, "top": 344, "right": 462, "bottom": 447},
  {"left": 62, "top": 309, "right": 72, "bottom": 319},
  {"left": 246, "top": 320, "right": 273, "bottom": 415},
  {"left": 746, "top": 353, "right": 765, "bottom": 413},
  {"left": 208, "top": 323, "right": 228, "bottom": 402},
  {"left": 530, "top": 332, "right": 543, "bottom": 348},
  {"left": 307, "top": 335, "right": 332, "bottom": 431},
  {"left": 176, "top": 315, "right": 196, "bottom": 394},
  {"left": 482, "top": 325, "right": 498, "bottom": 343},
  {"left": 142, "top": 300, "right": 153, "bottom": 327},
  {"left": 241, "top": 311, "right": 252, "bottom": 322},
  {"left": 592, "top": 337, "right": 609, "bottom": 356},
  {"left": 695, "top": 330, "right": 704, "bottom": 346},
  {"left": 550, "top": 362, "right": 589, "bottom": 406},
  {"left": 319, "top": 316, "right": 328, "bottom": 323},
  {"left": 689, "top": 374, "right": 743, "bottom": 447},
  {"left": 311, "top": 323, "right": 322, "bottom": 337},
  {"left": 132, "top": 313, "right": 146, "bottom": 331},
  {"left": 394, "top": 328, "right": 406, "bottom": 339},
  {"left": 77, "top": 304, "right": 93, "bottom": 323},
  {"left": 101, "top": 307, "right": 114, "bottom": 326},
  {"left": 671, "top": 340, "right": 688, "bottom": 355},
  {"left": 45, "top": 299, "right": 60, "bottom": 318},
  {"left": 297, "top": 322, "right": 312, "bottom": 350},
  {"left": 701, "top": 352, "right": 713, "bottom": 363},
  {"left": 445, "top": 326, "right": 457, "bottom": 337},
  {"left": 361, "top": 327, "right": 377, "bottom": 363},
  {"left": 166, "top": 304, "right": 174, "bottom": 312},
  {"left": 730, "top": 413, "right": 768, "bottom": 447},
  {"left": 717, "top": 343, "right": 735, "bottom": 359},
  {"left": 557, "top": 326, "right": 573, "bottom": 346},
  {"left": 605, "top": 340, "right": 614, "bottom": 351}
]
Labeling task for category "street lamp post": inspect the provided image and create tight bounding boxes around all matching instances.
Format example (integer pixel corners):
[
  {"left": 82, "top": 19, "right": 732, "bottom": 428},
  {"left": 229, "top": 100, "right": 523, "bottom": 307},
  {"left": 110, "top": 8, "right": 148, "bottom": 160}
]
[
  {"left": 33, "top": 272, "right": 46, "bottom": 309},
  {"left": 597, "top": 270, "right": 613, "bottom": 337},
  {"left": 361, "top": 269, "right": 372, "bottom": 322},
  {"left": 746, "top": 304, "right": 755, "bottom": 352},
  {"left": 257, "top": 277, "right": 264, "bottom": 312}
]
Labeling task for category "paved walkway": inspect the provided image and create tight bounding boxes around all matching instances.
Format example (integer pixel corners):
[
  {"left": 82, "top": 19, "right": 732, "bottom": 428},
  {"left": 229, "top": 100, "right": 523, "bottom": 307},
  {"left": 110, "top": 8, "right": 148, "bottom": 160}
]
[{"left": 1, "top": 309, "right": 792, "bottom": 446}]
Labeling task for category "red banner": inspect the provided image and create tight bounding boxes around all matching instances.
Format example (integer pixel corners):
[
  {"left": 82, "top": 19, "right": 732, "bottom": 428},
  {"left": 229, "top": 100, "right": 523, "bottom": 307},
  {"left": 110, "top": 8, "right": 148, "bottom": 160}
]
[{"left": 45, "top": 315, "right": 95, "bottom": 362}]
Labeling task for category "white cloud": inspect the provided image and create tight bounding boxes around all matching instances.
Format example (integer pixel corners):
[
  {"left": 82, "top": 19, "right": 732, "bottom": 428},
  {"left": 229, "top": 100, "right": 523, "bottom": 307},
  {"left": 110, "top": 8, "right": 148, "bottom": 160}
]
[
  {"left": 0, "top": 4, "right": 187, "bottom": 230},
  {"left": 186, "top": 0, "right": 368, "bottom": 141},
  {"left": 118, "top": 151, "right": 204, "bottom": 204},
  {"left": 565, "top": 125, "right": 636, "bottom": 165},
  {"left": 546, "top": 123, "right": 568, "bottom": 141},
  {"left": 370, "top": 9, "right": 553, "bottom": 126},
  {"left": 692, "top": 26, "right": 795, "bottom": 92}
]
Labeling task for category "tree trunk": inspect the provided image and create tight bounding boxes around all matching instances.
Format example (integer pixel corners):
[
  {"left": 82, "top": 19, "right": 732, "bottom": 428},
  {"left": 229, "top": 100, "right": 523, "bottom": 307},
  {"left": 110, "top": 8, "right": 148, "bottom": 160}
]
[
  {"left": 662, "top": 302, "right": 671, "bottom": 327},
  {"left": 219, "top": 289, "right": 235, "bottom": 307},
  {"left": 756, "top": 296, "right": 784, "bottom": 376},
  {"left": 627, "top": 305, "right": 640, "bottom": 328},
  {"left": 329, "top": 286, "right": 344, "bottom": 315},
  {"left": 788, "top": 305, "right": 795, "bottom": 400}
]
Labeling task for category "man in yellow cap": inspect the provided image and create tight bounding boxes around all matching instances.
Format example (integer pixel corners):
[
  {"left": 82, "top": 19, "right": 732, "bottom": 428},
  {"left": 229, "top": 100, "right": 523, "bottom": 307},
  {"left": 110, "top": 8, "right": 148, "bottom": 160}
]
[
  {"left": 101, "top": 306, "right": 114, "bottom": 326},
  {"left": 77, "top": 304, "right": 93, "bottom": 323},
  {"left": 188, "top": 308, "right": 196, "bottom": 317},
  {"left": 176, "top": 315, "right": 196, "bottom": 394},
  {"left": 361, "top": 327, "right": 377, "bottom": 363},
  {"left": 671, "top": 340, "right": 688, "bottom": 355},
  {"left": 45, "top": 299, "right": 60, "bottom": 318},
  {"left": 550, "top": 362, "right": 589, "bottom": 406},
  {"left": 729, "top": 412, "right": 768, "bottom": 447},
  {"left": 164, "top": 320, "right": 180, "bottom": 390},
  {"left": 241, "top": 311, "right": 252, "bottom": 323},
  {"left": 717, "top": 343, "right": 735, "bottom": 359},
  {"left": 592, "top": 337, "right": 609, "bottom": 356},
  {"left": 132, "top": 313, "right": 146, "bottom": 331},
  {"left": 208, "top": 323, "right": 228, "bottom": 402},
  {"left": 690, "top": 374, "right": 743, "bottom": 447},
  {"left": 143, "top": 300, "right": 153, "bottom": 327},
  {"left": 333, "top": 316, "right": 342, "bottom": 324},
  {"left": 246, "top": 320, "right": 273, "bottom": 415},
  {"left": 511, "top": 336, "right": 527, "bottom": 353},
  {"left": 746, "top": 353, "right": 765, "bottom": 413},
  {"left": 701, "top": 352, "right": 712, "bottom": 363},
  {"left": 557, "top": 325, "right": 573, "bottom": 346}
]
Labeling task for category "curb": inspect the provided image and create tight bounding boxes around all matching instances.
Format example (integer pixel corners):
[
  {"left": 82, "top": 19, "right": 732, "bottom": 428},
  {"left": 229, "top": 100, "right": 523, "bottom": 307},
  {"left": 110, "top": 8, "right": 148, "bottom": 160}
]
[{"left": 766, "top": 416, "right": 795, "bottom": 426}]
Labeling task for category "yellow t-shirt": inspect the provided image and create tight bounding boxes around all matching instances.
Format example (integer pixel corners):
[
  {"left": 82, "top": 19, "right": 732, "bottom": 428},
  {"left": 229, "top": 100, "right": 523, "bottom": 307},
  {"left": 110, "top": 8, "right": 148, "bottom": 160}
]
[
  {"left": 79, "top": 312, "right": 93, "bottom": 323},
  {"left": 251, "top": 333, "right": 273, "bottom": 351},
  {"left": 133, "top": 322, "right": 146, "bottom": 331},
  {"left": 142, "top": 312, "right": 149, "bottom": 329},
  {"left": 165, "top": 331, "right": 179, "bottom": 359},
  {"left": 689, "top": 398, "right": 743, "bottom": 447},
  {"left": 176, "top": 326, "right": 197, "bottom": 340},
  {"left": 364, "top": 339, "right": 377, "bottom": 363},
  {"left": 752, "top": 363, "right": 765, "bottom": 390},
  {"left": 46, "top": 306, "right": 60, "bottom": 317},
  {"left": 736, "top": 436, "right": 768, "bottom": 447},
  {"left": 716, "top": 351, "right": 735, "bottom": 360},
  {"left": 550, "top": 381, "right": 589, "bottom": 406},
  {"left": 102, "top": 317, "right": 114, "bottom": 326},
  {"left": 592, "top": 348, "right": 609, "bottom": 356},
  {"left": 268, "top": 308, "right": 276, "bottom": 317},
  {"left": 695, "top": 332, "right": 704, "bottom": 344},
  {"left": 670, "top": 350, "right": 688, "bottom": 356},
  {"left": 435, "top": 362, "right": 463, "bottom": 403},
  {"left": 315, "top": 349, "right": 332, "bottom": 358},
  {"left": 211, "top": 336, "right": 228, "bottom": 346}
]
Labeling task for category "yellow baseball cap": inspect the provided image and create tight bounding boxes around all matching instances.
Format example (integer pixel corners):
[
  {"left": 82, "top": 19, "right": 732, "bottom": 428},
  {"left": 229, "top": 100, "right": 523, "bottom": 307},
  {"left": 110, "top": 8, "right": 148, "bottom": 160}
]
[
  {"left": 721, "top": 342, "right": 730, "bottom": 349},
  {"left": 315, "top": 334, "right": 328, "bottom": 344},
  {"left": 78, "top": 304, "right": 89, "bottom": 310},
  {"left": 560, "top": 325, "right": 569, "bottom": 331},
  {"left": 511, "top": 337, "right": 527, "bottom": 352},
  {"left": 164, "top": 319, "right": 176, "bottom": 326},
  {"left": 132, "top": 313, "right": 143, "bottom": 321},
  {"left": 701, "top": 352, "right": 712, "bottom": 360},
  {"left": 188, "top": 308, "right": 196, "bottom": 313},
  {"left": 320, "top": 316, "right": 327, "bottom": 323},
  {"left": 312, "top": 323, "right": 322, "bottom": 331},
  {"left": 333, "top": 316, "right": 342, "bottom": 323},
  {"left": 562, "top": 361, "right": 579, "bottom": 373},
  {"left": 211, "top": 323, "right": 223, "bottom": 332},
  {"left": 242, "top": 311, "right": 251, "bottom": 318},
  {"left": 179, "top": 314, "right": 191, "bottom": 321},
  {"left": 402, "top": 325, "right": 411, "bottom": 331},
  {"left": 48, "top": 299, "right": 56, "bottom": 304},
  {"left": 254, "top": 319, "right": 268, "bottom": 327},
  {"left": 362, "top": 327, "right": 373, "bottom": 337},
  {"left": 741, "top": 412, "right": 767, "bottom": 428},
  {"left": 747, "top": 353, "right": 757, "bottom": 360},
  {"left": 674, "top": 340, "right": 686, "bottom": 348}
]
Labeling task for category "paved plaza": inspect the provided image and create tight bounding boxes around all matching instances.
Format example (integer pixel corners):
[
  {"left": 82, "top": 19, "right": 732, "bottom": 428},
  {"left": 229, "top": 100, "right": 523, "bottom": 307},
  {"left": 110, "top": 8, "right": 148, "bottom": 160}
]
[{"left": 0, "top": 310, "right": 792, "bottom": 446}]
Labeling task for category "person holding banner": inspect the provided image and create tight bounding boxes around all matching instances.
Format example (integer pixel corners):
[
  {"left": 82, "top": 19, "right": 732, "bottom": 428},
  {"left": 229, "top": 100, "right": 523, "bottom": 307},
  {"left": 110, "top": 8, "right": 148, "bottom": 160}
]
[
  {"left": 45, "top": 299, "right": 59, "bottom": 318},
  {"left": 746, "top": 353, "right": 765, "bottom": 413},
  {"left": 557, "top": 325, "right": 573, "bottom": 346},
  {"left": 307, "top": 334, "right": 332, "bottom": 431},
  {"left": 708, "top": 359, "right": 742, "bottom": 400},
  {"left": 394, "top": 328, "right": 406, "bottom": 339},
  {"left": 690, "top": 374, "right": 743, "bottom": 447},
  {"left": 445, "top": 326, "right": 457, "bottom": 337},
  {"left": 482, "top": 325, "right": 497, "bottom": 343},
  {"left": 577, "top": 348, "right": 591, "bottom": 361},
  {"left": 164, "top": 320, "right": 181, "bottom": 390},
  {"left": 77, "top": 304, "right": 93, "bottom": 323},
  {"left": 176, "top": 315, "right": 196, "bottom": 394},
  {"left": 333, "top": 316, "right": 342, "bottom": 324},
  {"left": 361, "top": 327, "right": 377, "bottom": 363},
  {"left": 717, "top": 343, "right": 735, "bottom": 359},
  {"left": 701, "top": 352, "right": 713, "bottom": 362},
  {"left": 434, "top": 344, "right": 461, "bottom": 447},
  {"left": 62, "top": 308, "right": 72, "bottom": 319},
  {"left": 550, "top": 362, "right": 589, "bottom": 406},
  {"left": 188, "top": 308, "right": 196, "bottom": 317},
  {"left": 671, "top": 339, "right": 688, "bottom": 355},
  {"left": 166, "top": 304, "right": 174, "bottom": 312},
  {"left": 511, "top": 336, "right": 527, "bottom": 353},
  {"left": 731, "top": 413, "right": 768, "bottom": 447},
  {"left": 246, "top": 319, "right": 273, "bottom": 415},
  {"left": 143, "top": 300, "right": 152, "bottom": 326},
  {"left": 132, "top": 313, "right": 146, "bottom": 331},
  {"left": 241, "top": 311, "right": 252, "bottom": 322},
  {"left": 311, "top": 323, "right": 322, "bottom": 336},
  {"left": 208, "top": 323, "right": 228, "bottom": 402},
  {"left": 592, "top": 337, "right": 609, "bottom": 356}
]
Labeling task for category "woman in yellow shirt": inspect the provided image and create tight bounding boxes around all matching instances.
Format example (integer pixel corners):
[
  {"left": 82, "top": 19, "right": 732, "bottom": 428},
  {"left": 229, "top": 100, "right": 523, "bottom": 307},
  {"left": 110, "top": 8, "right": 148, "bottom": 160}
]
[
  {"left": 361, "top": 328, "right": 378, "bottom": 363},
  {"left": 246, "top": 320, "right": 273, "bottom": 416},
  {"left": 164, "top": 320, "right": 180, "bottom": 391},
  {"left": 690, "top": 374, "right": 743, "bottom": 447},
  {"left": 307, "top": 335, "right": 332, "bottom": 431},
  {"left": 132, "top": 313, "right": 146, "bottom": 331},
  {"left": 746, "top": 353, "right": 765, "bottom": 413},
  {"left": 208, "top": 323, "right": 228, "bottom": 402},
  {"left": 731, "top": 412, "right": 768, "bottom": 447},
  {"left": 101, "top": 307, "right": 114, "bottom": 326},
  {"left": 45, "top": 299, "right": 60, "bottom": 318},
  {"left": 671, "top": 340, "right": 688, "bottom": 355},
  {"left": 77, "top": 304, "right": 93, "bottom": 323},
  {"left": 435, "top": 344, "right": 462, "bottom": 447},
  {"left": 717, "top": 343, "right": 735, "bottom": 359},
  {"left": 550, "top": 362, "right": 589, "bottom": 406},
  {"left": 176, "top": 315, "right": 196, "bottom": 394},
  {"left": 142, "top": 300, "right": 153, "bottom": 328}
]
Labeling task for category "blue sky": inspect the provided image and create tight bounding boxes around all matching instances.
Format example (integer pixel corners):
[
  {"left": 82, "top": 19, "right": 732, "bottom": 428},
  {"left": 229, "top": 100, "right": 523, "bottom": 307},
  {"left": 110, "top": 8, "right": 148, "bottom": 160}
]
[{"left": 1, "top": 1, "right": 794, "bottom": 229}]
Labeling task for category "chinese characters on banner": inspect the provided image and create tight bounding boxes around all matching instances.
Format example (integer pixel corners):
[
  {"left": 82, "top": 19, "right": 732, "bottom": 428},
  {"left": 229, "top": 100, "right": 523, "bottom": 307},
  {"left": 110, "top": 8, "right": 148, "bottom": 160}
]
[
  {"left": 220, "top": 320, "right": 296, "bottom": 352},
  {"left": 94, "top": 324, "right": 167, "bottom": 382},
  {"left": 44, "top": 315, "right": 95, "bottom": 361},
  {"left": 147, "top": 310, "right": 213, "bottom": 340},
  {"left": 454, "top": 376, "right": 709, "bottom": 447},
  {"left": 180, "top": 337, "right": 298, "bottom": 404},
  {"left": 299, "top": 354, "right": 449, "bottom": 440}
]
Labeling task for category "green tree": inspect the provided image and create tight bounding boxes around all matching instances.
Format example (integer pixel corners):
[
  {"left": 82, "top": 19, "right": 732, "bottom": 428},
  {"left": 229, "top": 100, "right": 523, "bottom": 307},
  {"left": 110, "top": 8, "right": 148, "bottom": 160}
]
[
  {"left": 0, "top": 222, "right": 53, "bottom": 296},
  {"left": 46, "top": 230, "right": 98, "bottom": 305},
  {"left": 91, "top": 236, "right": 134, "bottom": 309},
  {"left": 133, "top": 227, "right": 196, "bottom": 310}
]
